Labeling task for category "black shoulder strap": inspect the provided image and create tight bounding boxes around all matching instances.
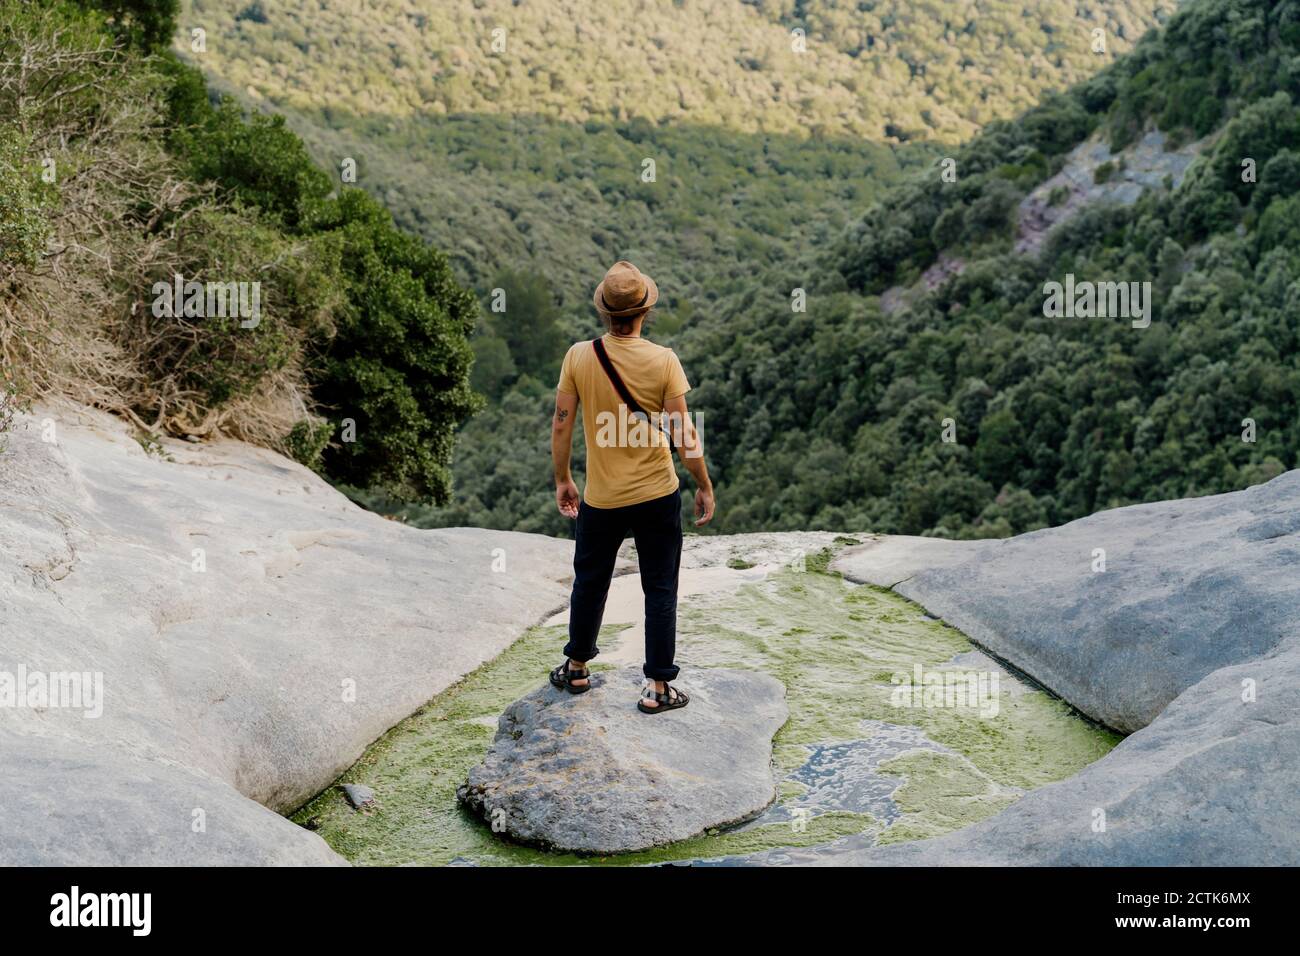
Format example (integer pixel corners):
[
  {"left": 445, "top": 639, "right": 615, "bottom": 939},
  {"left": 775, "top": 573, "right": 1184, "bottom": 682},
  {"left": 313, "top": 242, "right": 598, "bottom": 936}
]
[{"left": 592, "top": 338, "right": 676, "bottom": 450}]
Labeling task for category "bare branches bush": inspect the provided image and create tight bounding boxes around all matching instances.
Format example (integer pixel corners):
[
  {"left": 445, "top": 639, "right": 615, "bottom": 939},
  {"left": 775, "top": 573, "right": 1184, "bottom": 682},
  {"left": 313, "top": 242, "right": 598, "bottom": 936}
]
[{"left": 0, "top": 2, "right": 331, "bottom": 449}]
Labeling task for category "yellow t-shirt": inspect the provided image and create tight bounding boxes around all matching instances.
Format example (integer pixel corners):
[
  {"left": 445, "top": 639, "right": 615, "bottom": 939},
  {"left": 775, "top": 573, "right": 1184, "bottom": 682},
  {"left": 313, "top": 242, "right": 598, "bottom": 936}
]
[{"left": 557, "top": 334, "right": 691, "bottom": 509}]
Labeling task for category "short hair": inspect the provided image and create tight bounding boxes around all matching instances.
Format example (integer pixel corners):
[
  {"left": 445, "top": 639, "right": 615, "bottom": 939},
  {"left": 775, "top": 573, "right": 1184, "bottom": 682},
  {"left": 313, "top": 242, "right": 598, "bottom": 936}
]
[{"left": 601, "top": 307, "right": 654, "bottom": 335}]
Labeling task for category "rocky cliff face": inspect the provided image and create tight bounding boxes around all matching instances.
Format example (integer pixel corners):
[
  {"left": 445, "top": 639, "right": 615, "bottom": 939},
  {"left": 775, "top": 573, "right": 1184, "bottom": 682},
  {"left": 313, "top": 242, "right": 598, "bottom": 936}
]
[{"left": 0, "top": 405, "right": 573, "bottom": 865}]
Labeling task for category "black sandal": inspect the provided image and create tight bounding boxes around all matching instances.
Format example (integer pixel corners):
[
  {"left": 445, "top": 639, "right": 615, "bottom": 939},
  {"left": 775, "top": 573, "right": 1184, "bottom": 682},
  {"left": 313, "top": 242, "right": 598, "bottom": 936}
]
[
  {"left": 549, "top": 660, "right": 592, "bottom": 694},
  {"left": 638, "top": 681, "right": 689, "bottom": 714}
]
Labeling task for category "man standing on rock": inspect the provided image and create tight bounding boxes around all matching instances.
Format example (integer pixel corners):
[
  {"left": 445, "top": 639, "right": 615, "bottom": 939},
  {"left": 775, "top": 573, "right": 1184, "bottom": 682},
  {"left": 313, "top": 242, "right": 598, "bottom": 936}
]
[{"left": 550, "top": 260, "right": 715, "bottom": 714}]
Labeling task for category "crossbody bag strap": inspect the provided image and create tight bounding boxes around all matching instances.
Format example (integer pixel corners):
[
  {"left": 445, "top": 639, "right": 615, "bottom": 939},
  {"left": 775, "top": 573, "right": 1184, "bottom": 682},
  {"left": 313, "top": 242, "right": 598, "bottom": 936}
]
[{"left": 592, "top": 338, "right": 676, "bottom": 450}]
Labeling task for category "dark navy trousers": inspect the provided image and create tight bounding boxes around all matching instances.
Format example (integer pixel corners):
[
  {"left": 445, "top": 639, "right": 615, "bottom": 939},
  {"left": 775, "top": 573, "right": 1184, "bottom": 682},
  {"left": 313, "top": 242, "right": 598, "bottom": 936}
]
[{"left": 563, "top": 488, "right": 683, "bottom": 681}]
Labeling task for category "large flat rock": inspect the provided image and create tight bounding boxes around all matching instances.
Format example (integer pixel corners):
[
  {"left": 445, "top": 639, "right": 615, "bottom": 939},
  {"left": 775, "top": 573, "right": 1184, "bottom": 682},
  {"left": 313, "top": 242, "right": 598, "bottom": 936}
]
[
  {"left": 834, "top": 472, "right": 1300, "bottom": 734},
  {"left": 830, "top": 535, "right": 993, "bottom": 588},
  {"left": 458, "top": 668, "right": 787, "bottom": 853},
  {"left": 0, "top": 729, "right": 346, "bottom": 866},
  {"left": 0, "top": 404, "right": 573, "bottom": 865}
]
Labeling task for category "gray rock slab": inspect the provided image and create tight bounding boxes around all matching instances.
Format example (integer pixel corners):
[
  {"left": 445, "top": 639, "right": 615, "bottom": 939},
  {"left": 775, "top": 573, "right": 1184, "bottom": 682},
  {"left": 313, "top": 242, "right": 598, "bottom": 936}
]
[
  {"left": 834, "top": 472, "right": 1300, "bottom": 734},
  {"left": 0, "top": 729, "right": 345, "bottom": 866},
  {"left": 831, "top": 535, "right": 994, "bottom": 588},
  {"left": 458, "top": 668, "right": 787, "bottom": 854},
  {"left": 0, "top": 404, "right": 574, "bottom": 865}
]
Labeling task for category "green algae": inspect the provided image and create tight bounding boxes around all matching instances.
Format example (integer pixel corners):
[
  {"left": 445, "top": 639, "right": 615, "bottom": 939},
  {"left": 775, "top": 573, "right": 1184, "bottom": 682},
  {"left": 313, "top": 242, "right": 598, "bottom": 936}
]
[
  {"left": 874, "top": 750, "right": 1020, "bottom": 844},
  {"left": 677, "top": 565, "right": 1119, "bottom": 790},
  {"left": 293, "top": 545, "right": 1118, "bottom": 865}
]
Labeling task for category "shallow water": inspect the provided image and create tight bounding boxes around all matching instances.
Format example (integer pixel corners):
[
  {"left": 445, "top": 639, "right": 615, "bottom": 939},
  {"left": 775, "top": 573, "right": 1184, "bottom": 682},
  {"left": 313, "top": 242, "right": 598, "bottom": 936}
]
[{"left": 292, "top": 543, "right": 1119, "bottom": 865}]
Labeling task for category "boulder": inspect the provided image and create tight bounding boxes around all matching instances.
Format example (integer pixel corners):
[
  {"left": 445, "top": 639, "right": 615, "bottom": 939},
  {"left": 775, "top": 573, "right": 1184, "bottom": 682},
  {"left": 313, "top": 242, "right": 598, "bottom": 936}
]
[
  {"left": 458, "top": 668, "right": 787, "bottom": 853},
  {"left": 0, "top": 404, "right": 573, "bottom": 864}
]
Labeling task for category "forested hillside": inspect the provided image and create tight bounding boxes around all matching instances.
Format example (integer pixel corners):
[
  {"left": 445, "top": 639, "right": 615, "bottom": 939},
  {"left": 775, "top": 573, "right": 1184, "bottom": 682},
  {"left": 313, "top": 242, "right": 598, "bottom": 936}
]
[
  {"left": 410, "top": 0, "right": 1300, "bottom": 537},
  {"left": 15, "top": 1, "right": 1289, "bottom": 543},
  {"left": 184, "top": 0, "right": 1183, "bottom": 535},
  {"left": 196, "top": 0, "right": 1170, "bottom": 140},
  {"left": 191, "top": 0, "right": 1170, "bottom": 307},
  {"left": 693, "top": 0, "right": 1300, "bottom": 535}
]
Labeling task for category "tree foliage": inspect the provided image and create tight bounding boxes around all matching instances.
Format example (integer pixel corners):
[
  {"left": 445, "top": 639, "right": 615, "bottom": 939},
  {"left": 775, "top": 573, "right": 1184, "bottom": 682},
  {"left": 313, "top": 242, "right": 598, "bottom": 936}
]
[
  {"left": 3, "top": 2, "right": 478, "bottom": 504},
  {"left": 396, "top": 0, "right": 1299, "bottom": 537},
  {"left": 75, "top": 0, "right": 179, "bottom": 51},
  {"left": 159, "top": 60, "right": 481, "bottom": 502}
]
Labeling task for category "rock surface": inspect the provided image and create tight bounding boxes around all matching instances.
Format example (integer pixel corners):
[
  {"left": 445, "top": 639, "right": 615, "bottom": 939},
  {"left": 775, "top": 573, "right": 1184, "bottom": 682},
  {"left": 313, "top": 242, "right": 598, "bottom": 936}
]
[
  {"left": 834, "top": 472, "right": 1300, "bottom": 734},
  {"left": 0, "top": 404, "right": 573, "bottom": 865},
  {"left": 826, "top": 470, "right": 1300, "bottom": 865},
  {"left": 458, "top": 668, "right": 788, "bottom": 853},
  {"left": 1014, "top": 128, "right": 1205, "bottom": 257},
  {"left": 813, "top": 647, "right": 1300, "bottom": 866},
  {"left": 0, "top": 729, "right": 346, "bottom": 866},
  {"left": 340, "top": 784, "right": 376, "bottom": 811},
  {"left": 7, "top": 398, "right": 1294, "bottom": 867}
]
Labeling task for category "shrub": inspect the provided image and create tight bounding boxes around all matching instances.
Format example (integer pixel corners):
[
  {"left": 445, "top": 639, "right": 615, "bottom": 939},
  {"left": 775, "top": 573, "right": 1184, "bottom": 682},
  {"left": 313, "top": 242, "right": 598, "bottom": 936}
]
[
  {"left": 0, "top": 2, "right": 333, "bottom": 453},
  {"left": 0, "top": 381, "right": 20, "bottom": 453},
  {"left": 0, "top": 129, "right": 51, "bottom": 269},
  {"left": 164, "top": 76, "right": 482, "bottom": 502},
  {"left": 311, "top": 190, "right": 481, "bottom": 503},
  {"left": 75, "top": 0, "right": 179, "bottom": 52},
  {"left": 285, "top": 417, "right": 333, "bottom": 470}
]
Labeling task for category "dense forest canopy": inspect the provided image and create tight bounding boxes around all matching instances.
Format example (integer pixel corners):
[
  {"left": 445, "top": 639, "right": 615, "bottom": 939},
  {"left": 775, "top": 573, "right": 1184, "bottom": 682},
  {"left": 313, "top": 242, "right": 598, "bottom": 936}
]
[
  {"left": 187, "top": 0, "right": 1211, "bottom": 537},
  {"left": 190, "top": 0, "right": 1172, "bottom": 306},
  {"left": 693, "top": 0, "right": 1300, "bottom": 536},
  {"left": 432, "top": 0, "right": 1299, "bottom": 538},
  {"left": 195, "top": 0, "right": 1171, "bottom": 141}
]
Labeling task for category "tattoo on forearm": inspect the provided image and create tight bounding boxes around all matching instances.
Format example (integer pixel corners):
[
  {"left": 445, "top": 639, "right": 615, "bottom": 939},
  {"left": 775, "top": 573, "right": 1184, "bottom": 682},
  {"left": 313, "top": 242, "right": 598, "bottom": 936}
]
[{"left": 556, "top": 408, "right": 569, "bottom": 423}]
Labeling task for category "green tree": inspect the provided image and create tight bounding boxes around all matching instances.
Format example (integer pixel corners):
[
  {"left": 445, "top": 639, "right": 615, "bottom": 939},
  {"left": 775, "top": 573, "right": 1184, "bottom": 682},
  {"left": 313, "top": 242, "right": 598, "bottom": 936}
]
[
  {"left": 313, "top": 190, "right": 481, "bottom": 503},
  {"left": 77, "top": 0, "right": 179, "bottom": 51},
  {"left": 161, "top": 73, "right": 482, "bottom": 502},
  {"left": 484, "top": 269, "right": 567, "bottom": 383}
]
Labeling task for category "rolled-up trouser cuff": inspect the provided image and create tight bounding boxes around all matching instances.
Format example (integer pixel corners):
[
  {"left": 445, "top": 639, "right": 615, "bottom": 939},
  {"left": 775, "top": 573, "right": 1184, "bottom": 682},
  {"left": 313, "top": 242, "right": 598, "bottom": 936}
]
[
  {"left": 642, "top": 663, "right": 680, "bottom": 682},
  {"left": 562, "top": 640, "right": 599, "bottom": 664}
]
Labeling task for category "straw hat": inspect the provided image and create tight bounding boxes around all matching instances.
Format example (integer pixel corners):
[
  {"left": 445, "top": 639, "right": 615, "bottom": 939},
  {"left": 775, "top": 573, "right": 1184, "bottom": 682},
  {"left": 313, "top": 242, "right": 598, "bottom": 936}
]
[{"left": 593, "top": 260, "right": 659, "bottom": 317}]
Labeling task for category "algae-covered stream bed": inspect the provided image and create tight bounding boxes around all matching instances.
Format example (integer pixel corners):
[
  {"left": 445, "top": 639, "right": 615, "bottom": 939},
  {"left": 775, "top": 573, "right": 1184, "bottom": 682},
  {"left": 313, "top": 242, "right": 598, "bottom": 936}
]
[{"left": 292, "top": 538, "right": 1119, "bottom": 864}]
